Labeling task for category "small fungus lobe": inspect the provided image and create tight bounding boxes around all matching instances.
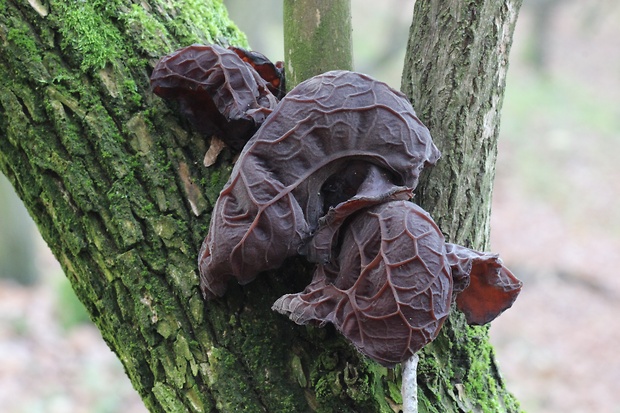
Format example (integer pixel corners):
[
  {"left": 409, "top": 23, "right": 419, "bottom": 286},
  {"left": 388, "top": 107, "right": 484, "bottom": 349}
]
[
  {"left": 273, "top": 201, "right": 453, "bottom": 366},
  {"left": 151, "top": 45, "right": 522, "bottom": 367},
  {"left": 150, "top": 44, "right": 279, "bottom": 150},
  {"left": 445, "top": 243, "right": 522, "bottom": 325}
]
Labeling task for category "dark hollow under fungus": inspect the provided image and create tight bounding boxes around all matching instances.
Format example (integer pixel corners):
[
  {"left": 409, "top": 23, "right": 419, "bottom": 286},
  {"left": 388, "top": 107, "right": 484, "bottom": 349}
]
[{"left": 151, "top": 45, "right": 522, "bottom": 368}]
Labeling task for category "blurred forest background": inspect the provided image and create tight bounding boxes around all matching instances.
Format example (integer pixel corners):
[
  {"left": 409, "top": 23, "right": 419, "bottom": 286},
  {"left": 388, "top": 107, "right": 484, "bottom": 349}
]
[{"left": 1, "top": 1, "right": 618, "bottom": 412}]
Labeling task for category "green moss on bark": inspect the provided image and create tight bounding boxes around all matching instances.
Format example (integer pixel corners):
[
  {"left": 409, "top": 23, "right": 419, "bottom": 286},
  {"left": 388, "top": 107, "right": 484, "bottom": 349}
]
[
  {"left": 1, "top": 1, "right": 254, "bottom": 412},
  {"left": 51, "top": 1, "right": 125, "bottom": 71}
]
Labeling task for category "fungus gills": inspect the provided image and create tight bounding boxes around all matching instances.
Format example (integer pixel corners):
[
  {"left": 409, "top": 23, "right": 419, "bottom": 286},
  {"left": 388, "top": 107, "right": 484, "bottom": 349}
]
[{"left": 152, "top": 44, "right": 522, "bottom": 410}]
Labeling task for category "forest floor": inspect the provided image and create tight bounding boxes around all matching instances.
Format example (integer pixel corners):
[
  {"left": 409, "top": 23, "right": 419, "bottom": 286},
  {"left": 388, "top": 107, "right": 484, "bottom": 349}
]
[{"left": 0, "top": 262, "right": 148, "bottom": 413}]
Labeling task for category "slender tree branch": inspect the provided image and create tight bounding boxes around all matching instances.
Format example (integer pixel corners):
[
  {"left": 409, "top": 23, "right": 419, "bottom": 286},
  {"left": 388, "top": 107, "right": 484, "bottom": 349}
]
[{"left": 283, "top": 0, "right": 353, "bottom": 88}]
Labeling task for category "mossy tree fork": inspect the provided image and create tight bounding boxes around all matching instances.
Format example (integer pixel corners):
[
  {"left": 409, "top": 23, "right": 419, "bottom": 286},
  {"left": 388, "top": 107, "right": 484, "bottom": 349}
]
[{"left": 0, "top": 0, "right": 523, "bottom": 412}]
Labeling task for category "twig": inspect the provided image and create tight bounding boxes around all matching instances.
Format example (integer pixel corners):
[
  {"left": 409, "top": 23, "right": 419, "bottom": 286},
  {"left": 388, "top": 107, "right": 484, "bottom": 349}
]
[{"left": 402, "top": 353, "right": 419, "bottom": 413}]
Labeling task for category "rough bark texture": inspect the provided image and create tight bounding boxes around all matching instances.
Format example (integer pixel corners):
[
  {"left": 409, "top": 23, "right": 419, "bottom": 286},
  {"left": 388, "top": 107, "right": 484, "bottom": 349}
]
[
  {"left": 0, "top": 0, "right": 522, "bottom": 412},
  {"left": 402, "top": 0, "right": 523, "bottom": 412},
  {"left": 283, "top": 0, "right": 353, "bottom": 88}
]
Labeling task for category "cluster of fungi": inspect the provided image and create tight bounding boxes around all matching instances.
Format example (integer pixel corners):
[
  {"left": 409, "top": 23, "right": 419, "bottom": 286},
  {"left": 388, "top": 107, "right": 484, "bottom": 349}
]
[{"left": 151, "top": 44, "right": 522, "bottom": 368}]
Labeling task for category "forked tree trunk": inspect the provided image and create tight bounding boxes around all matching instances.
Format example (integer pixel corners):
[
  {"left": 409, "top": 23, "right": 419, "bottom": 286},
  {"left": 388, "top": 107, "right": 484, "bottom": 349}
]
[{"left": 0, "top": 1, "right": 522, "bottom": 412}]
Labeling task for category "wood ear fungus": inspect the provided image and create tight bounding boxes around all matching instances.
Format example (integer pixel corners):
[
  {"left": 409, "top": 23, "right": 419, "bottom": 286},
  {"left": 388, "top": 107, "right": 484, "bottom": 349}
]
[
  {"left": 150, "top": 44, "right": 279, "bottom": 150},
  {"left": 197, "top": 70, "right": 441, "bottom": 300},
  {"left": 228, "top": 46, "right": 286, "bottom": 99},
  {"left": 274, "top": 201, "right": 453, "bottom": 366},
  {"left": 151, "top": 45, "right": 522, "bottom": 367},
  {"left": 273, "top": 202, "right": 522, "bottom": 366}
]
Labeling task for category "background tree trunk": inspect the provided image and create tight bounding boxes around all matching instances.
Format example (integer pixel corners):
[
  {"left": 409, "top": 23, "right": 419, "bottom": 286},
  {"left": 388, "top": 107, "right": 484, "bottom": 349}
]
[
  {"left": 0, "top": 0, "right": 522, "bottom": 412},
  {"left": 283, "top": 0, "right": 353, "bottom": 88}
]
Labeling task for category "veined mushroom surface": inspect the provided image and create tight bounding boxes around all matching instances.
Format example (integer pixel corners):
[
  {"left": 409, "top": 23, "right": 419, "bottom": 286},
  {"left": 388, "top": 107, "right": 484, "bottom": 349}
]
[
  {"left": 151, "top": 44, "right": 279, "bottom": 150},
  {"left": 150, "top": 46, "right": 522, "bottom": 369},
  {"left": 198, "top": 70, "right": 441, "bottom": 300}
]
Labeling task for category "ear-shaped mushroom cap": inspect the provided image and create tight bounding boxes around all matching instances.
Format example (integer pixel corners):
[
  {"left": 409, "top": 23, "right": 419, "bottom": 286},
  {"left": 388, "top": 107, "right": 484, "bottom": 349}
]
[
  {"left": 273, "top": 200, "right": 452, "bottom": 367},
  {"left": 150, "top": 44, "right": 278, "bottom": 150},
  {"left": 446, "top": 243, "right": 522, "bottom": 325},
  {"left": 199, "top": 70, "right": 440, "bottom": 299}
]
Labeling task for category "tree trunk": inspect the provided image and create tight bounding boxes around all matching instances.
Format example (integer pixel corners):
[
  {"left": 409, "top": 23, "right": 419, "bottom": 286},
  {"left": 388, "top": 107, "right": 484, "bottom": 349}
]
[
  {"left": 283, "top": 0, "right": 353, "bottom": 88},
  {"left": 402, "top": 0, "right": 523, "bottom": 411},
  {"left": 0, "top": 1, "right": 522, "bottom": 412}
]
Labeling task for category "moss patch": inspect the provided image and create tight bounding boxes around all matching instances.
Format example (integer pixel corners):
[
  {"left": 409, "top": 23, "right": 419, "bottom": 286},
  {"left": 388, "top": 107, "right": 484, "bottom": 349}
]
[{"left": 50, "top": 0, "right": 125, "bottom": 71}]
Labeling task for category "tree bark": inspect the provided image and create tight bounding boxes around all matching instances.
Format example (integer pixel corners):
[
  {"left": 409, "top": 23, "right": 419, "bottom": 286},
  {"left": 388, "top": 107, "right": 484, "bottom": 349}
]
[
  {"left": 283, "top": 0, "right": 353, "bottom": 89},
  {"left": 0, "top": 0, "right": 522, "bottom": 412},
  {"left": 402, "top": 0, "right": 523, "bottom": 411}
]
